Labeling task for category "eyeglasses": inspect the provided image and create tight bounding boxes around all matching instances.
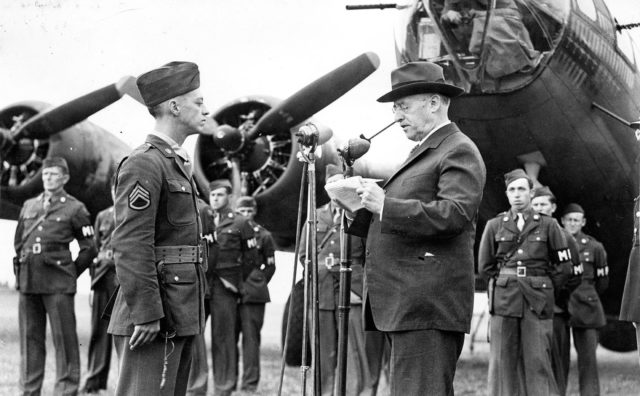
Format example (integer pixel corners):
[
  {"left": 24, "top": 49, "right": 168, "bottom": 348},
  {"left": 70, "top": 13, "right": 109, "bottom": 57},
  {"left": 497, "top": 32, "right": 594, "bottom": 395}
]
[{"left": 391, "top": 97, "right": 429, "bottom": 114}]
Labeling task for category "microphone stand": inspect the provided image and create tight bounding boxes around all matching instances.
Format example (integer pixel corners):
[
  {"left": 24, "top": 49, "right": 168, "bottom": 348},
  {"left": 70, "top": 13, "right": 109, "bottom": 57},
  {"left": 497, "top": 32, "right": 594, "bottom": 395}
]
[
  {"left": 297, "top": 125, "right": 321, "bottom": 396},
  {"left": 335, "top": 149, "right": 356, "bottom": 396}
]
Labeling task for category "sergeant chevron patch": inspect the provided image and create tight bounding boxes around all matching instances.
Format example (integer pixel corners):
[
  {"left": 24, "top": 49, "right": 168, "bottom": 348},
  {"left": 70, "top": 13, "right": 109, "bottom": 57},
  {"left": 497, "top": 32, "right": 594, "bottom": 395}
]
[{"left": 129, "top": 182, "right": 151, "bottom": 210}]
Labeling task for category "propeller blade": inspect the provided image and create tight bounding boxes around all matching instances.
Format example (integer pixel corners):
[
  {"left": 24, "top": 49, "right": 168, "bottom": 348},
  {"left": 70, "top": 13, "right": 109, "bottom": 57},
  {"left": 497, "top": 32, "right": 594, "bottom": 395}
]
[
  {"left": 248, "top": 52, "right": 380, "bottom": 140},
  {"left": 13, "top": 77, "right": 136, "bottom": 140},
  {"left": 116, "top": 75, "right": 145, "bottom": 105}
]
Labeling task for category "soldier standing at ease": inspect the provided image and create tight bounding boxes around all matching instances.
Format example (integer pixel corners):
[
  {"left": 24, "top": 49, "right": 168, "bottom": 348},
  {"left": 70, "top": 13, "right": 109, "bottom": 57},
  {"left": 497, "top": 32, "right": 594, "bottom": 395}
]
[
  {"left": 208, "top": 180, "right": 260, "bottom": 396},
  {"left": 234, "top": 196, "right": 276, "bottom": 392},
  {"left": 82, "top": 199, "right": 118, "bottom": 394},
  {"left": 620, "top": 196, "right": 640, "bottom": 366},
  {"left": 561, "top": 203, "right": 609, "bottom": 396},
  {"left": 13, "top": 156, "right": 97, "bottom": 395},
  {"left": 531, "top": 186, "right": 582, "bottom": 396},
  {"left": 107, "top": 61, "right": 209, "bottom": 396},
  {"left": 479, "top": 169, "right": 572, "bottom": 396}
]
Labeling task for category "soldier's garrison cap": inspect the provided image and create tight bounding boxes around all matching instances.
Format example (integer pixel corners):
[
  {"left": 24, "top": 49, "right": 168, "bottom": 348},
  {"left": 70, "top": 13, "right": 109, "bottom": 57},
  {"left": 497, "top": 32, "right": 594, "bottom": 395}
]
[
  {"left": 137, "top": 61, "right": 200, "bottom": 107},
  {"left": 532, "top": 186, "right": 555, "bottom": 200},
  {"left": 504, "top": 169, "right": 532, "bottom": 188},
  {"left": 209, "top": 179, "right": 232, "bottom": 193},
  {"left": 42, "top": 156, "right": 69, "bottom": 174},
  {"left": 562, "top": 203, "right": 585, "bottom": 216},
  {"left": 236, "top": 196, "right": 257, "bottom": 209}
]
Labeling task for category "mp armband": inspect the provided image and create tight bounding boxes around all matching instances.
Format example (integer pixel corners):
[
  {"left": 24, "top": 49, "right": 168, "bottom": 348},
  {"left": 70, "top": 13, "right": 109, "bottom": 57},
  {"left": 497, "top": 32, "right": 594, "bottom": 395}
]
[
  {"left": 596, "top": 266, "right": 609, "bottom": 277},
  {"left": 555, "top": 248, "right": 572, "bottom": 263},
  {"left": 245, "top": 237, "right": 257, "bottom": 249},
  {"left": 573, "top": 263, "right": 584, "bottom": 276}
]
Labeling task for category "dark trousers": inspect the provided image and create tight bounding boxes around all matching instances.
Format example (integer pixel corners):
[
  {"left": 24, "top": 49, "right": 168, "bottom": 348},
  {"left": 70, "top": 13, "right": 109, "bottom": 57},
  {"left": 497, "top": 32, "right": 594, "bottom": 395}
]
[
  {"left": 187, "top": 300, "right": 210, "bottom": 396},
  {"left": 237, "top": 303, "right": 265, "bottom": 391},
  {"left": 386, "top": 328, "right": 464, "bottom": 396},
  {"left": 572, "top": 327, "right": 600, "bottom": 396},
  {"left": 488, "top": 308, "right": 558, "bottom": 396},
  {"left": 551, "top": 313, "right": 570, "bottom": 395},
  {"left": 113, "top": 334, "right": 194, "bottom": 396},
  {"left": 210, "top": 280, "right": 240, "bottom": 396},
  {"left": 364, "top": 329, "right": 390, "bottom": 396},
  {"left": 19, "top": 293, "right": 80, "bottom": 396},
  {"left": 83, "top": 280, "right": 117, "bottom": 391}
]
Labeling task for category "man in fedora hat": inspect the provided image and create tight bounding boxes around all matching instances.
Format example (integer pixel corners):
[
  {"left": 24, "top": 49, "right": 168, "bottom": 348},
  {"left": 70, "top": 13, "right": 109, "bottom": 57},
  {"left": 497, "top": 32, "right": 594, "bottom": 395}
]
[
  {"left": 108, "top": 61, "right": 209, "bottom": 395},
  {"left": 348, "top": 61, "right": 486, "bottom": 395}
]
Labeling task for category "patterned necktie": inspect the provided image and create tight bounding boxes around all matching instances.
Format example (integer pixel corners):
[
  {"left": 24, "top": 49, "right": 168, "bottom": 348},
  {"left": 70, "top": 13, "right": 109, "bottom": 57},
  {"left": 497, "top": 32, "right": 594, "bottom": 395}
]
[{"left": 516, "top": 213, "right": 525, "bottom": 231}]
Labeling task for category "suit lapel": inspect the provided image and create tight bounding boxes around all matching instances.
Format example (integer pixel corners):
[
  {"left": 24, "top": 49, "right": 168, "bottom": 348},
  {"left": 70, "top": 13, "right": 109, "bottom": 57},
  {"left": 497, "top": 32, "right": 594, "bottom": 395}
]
[{"left": 384, "top": 123, "right": 459, "bottom": 188}]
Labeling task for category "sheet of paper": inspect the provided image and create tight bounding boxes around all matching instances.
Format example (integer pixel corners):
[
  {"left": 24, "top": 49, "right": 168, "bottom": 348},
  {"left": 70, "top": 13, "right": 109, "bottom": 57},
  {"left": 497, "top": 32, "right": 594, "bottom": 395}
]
[{"left": 324, "top": 176, "right": 382, "bottom": 212}]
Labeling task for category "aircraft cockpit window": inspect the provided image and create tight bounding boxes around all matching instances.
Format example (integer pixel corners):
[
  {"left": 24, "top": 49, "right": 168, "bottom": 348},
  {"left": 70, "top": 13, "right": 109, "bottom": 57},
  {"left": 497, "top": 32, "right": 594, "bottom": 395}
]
[
  {"left": 395, "top": 0, "right": 569, "bottom": 94},
  {"left": 617, "top": 29, "right": 637, "bottom": 66}
]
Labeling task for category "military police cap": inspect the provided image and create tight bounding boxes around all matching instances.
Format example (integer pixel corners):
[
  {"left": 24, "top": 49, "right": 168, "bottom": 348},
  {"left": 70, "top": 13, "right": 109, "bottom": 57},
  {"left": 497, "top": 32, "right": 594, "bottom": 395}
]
[
  {"left": 532, "top": 185, "right": 555, "bottom": 200},
  {"left": 562, "top": 203, "right": 585, "bottom": 216},
  {"left": 236, "top": 196, "right": 257, "bottom": 209},
  {"left": 504, "top": 168, "right": 532, "bottom": 188},
  {"left": 209, "top": 179, "right": 232, "bottom": 192},
  {"left": 42, "top": 156, "right": 69, "bottom": 174},
  {"left": 136, "top": 61, "right": 200, "bottom": 107}
]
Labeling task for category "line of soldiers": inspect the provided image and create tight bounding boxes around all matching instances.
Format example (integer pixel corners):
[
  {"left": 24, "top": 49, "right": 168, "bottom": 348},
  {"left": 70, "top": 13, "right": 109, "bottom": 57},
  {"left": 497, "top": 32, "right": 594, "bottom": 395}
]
[{"left": 479, "top": 169, "right": 609, "bottom": 396}]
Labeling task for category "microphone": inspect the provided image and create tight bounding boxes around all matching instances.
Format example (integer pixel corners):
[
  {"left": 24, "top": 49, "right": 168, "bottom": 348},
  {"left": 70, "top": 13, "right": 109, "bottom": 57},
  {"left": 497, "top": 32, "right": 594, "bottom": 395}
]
[
  {"left": 296, "top": 122, "right": 333, "bottom": 146},
  {"left": 339, "top": 138, "right": 371, "bottom": 164}
]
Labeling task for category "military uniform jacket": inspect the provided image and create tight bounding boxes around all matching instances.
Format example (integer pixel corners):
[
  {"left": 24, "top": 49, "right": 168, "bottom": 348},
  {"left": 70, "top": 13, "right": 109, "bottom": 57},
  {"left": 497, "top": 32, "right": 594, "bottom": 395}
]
[
  {"left": 568, "top": 231, "right": 608, "bottom": 328},
  {"left": 478, "top": 208, "right": 571, "bottom": 319},
  {"left": 621, "top": 196, "right": 640, "bottom": 322},
  {"left": 212, "top": 207, "right": 259, "bottom": 294},
  {"left": 108, "top": 134, "right": 206, "bottom": 337},
  {"left": 91, "top": 206, "right": 117, "bottom": 289},
  {"left": 14, "top": 190, "right": 96, "bottom": 294},
  {"left": 241, "top": 221, "right": 276, "bottom": 304},
  {"left": 301, "top": 205, "right": 365, "bottom": 310},
  {"left": 197, "top": 199, "right": 216, "bottom": 298},
  {"left": 349, "top": 123, "right": 486, "bottom": 332}
]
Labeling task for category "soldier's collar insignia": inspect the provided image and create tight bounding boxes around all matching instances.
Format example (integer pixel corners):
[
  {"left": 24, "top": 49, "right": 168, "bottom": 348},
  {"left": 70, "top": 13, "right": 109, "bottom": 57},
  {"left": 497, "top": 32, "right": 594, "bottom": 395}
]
[
  {"left": 228, "top": 212, "right": 233, "bottom": 218},
  {"left": 129, "top": 182, "right": 151, "bottom": 210},
  {"left": 60, "top": 196, "right": 66, "bottom": 203},
  {"left": 533, "top": 214, "right": 539, "bottom": 220},
  {"left": 254, "top": 226, "right": 260, "bottom": 232},
  {"left": 581, "top": 238, "right": 587, "bottom": 244}
]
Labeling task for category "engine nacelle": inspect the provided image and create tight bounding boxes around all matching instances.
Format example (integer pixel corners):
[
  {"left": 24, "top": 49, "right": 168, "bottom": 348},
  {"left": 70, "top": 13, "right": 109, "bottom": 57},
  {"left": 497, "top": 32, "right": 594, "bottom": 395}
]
[{"left": 194, "top": 96, "right": 339, "bottom": 249}]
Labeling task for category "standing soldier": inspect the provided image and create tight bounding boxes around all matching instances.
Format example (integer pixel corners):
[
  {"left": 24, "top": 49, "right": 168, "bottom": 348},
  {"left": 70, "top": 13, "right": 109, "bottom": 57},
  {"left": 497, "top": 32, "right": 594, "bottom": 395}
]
[
  {"left": 531, "top": 186, "right": 582, "bottom": 396},
  {"left": 107, "top": 61, "right": 209, "bottom": 396},
  {"left": 13, "top": 156, "right": 97, "bottom": 395},
  {"left": 561, "top": 203, "right": 609, "bottom": 396},
  {"left": 208, "top": 180, "right": 260, "bottom": 396},
  {"left": 479, "top": 169, "right": 572, "bottom": 396},
  {"left": 82, "top": 201, "right": 118, "bottom": 394},
  {"left": 300, "top": 194, "right": 372, "bottom": 396},
  {"left": 234, "top": 196, "right": 276, "bottom": 392}
]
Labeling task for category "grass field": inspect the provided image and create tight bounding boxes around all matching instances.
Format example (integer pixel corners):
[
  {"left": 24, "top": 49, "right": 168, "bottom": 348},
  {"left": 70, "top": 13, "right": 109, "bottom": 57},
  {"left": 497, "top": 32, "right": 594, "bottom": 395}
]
[{"left": 0, "top": 288, "right": 638, "bottom": 395}]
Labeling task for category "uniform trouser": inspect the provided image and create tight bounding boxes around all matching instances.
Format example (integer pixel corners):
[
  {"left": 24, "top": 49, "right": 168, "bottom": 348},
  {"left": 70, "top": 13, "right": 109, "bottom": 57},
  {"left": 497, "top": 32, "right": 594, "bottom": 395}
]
[
  {"left": 316, "top": 304, "right": 378, "bottom": 396},
  {"left": 572, "top": 327, "right": 600, "bottom": 396},
  {"left": 385, "top": 328, "right": 464, "bottom": 396},
  {"left": 635, "top": 323, "right": 640, "bottom": 367},
  {"left": 83, "top": 281, "right": 117, "bottom": 391},
  {"left": 113, "top": 334, "right": 194, "bottom": 396},
  {"left": 186, "top": 300, "right": 211, "bottom": 396},
  {"left": 237, "top": 303, "right": 265, "bottom": 391},
  {"left": 19, "top": 293, "right": 80, "bottom": 396},
  {"left": 488, "top": 308, "right": 559, "bottom": 396},
  {"left": 550, "top": 312, "right": 570, "bottom": 395},
  {"left": 210, "top": 281, "right": 240, "bottom": 396}
]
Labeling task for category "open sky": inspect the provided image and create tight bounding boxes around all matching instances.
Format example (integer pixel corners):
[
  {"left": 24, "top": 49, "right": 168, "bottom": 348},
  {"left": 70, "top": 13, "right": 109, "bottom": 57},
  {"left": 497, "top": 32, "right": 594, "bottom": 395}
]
[{"left": 1, "top": 0, "right": 639, "bottom": 293}]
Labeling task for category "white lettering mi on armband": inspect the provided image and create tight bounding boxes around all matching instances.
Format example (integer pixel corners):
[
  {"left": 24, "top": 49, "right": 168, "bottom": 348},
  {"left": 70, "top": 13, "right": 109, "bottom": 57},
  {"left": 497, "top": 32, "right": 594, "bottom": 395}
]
[{"left": 556, "top": 248, "right": 571, "bottom": 262}]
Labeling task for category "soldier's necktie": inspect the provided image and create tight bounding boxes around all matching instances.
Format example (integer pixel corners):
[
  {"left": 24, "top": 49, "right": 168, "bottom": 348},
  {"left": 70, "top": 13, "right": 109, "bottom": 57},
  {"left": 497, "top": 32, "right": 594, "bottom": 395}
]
[
  {"left": 43, "top": 196, "right": 51, "bottom": 210},
  {"left": 214, "top": 212, "right": 220, "bottom": 227},
  {"left": 173, "top": 145, "right": 192, "bottom": 175},
  {"left": 516, "top": 213, "right": 525, "bottom": 231}
]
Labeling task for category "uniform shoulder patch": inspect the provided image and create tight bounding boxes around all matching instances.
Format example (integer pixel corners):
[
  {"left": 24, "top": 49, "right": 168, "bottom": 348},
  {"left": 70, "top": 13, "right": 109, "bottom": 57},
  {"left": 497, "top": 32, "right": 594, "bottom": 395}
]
[{"left": 128, "top": 182, "right": 151, "bottom": 210}]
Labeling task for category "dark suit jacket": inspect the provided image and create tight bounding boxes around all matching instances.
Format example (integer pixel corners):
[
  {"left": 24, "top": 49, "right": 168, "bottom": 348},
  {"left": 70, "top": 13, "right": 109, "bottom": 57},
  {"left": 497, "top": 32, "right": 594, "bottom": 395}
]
[{"left": 350, "top": 122, "right": 485, "bottom": 333}]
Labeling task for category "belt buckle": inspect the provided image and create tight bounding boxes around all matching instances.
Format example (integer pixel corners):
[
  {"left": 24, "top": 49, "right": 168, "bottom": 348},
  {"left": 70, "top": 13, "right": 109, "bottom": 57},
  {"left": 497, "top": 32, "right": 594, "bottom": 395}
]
[
  {"left": 516, "top": 266, "right": 526, "bottom": 277},
  {"left": 32, "top": 243, "right": 42, "bottom": 255}
]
